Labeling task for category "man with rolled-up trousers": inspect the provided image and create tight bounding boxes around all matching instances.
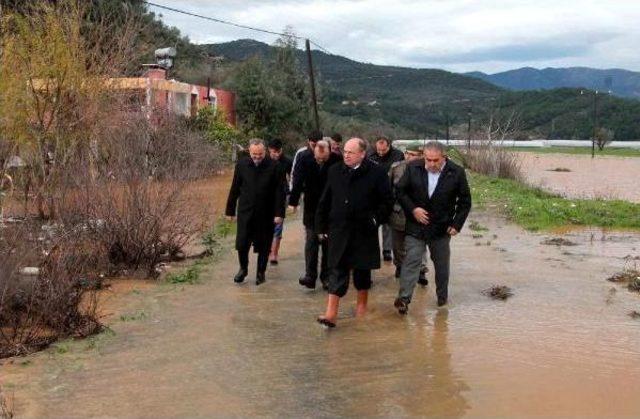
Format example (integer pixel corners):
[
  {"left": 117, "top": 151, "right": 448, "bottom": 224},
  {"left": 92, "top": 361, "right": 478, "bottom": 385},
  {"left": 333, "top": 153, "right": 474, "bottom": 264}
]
[
  {"left": 394, "top": 141, "right": 471, "bottom": 313},
  {"left": 316, "top": 138, "right": 393, "bottom": 327}
]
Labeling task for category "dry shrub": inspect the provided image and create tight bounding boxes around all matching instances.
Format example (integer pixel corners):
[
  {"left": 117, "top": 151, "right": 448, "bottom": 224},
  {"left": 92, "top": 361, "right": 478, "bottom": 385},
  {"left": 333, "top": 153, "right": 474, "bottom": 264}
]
[
  {"left": 61, "top": 112, "right": 220, "bottom": 277},
  {"left": 456, "top": 142, "right": 523, "bottom": 181},
  {"left": 0, "top": 225, "right": 102, "bottom": 359}
]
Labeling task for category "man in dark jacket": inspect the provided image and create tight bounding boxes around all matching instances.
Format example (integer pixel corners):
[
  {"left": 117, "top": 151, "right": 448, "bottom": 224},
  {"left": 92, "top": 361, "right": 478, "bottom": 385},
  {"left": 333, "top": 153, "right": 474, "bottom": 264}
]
[
  {"left": 267, "top": 139, "right": 293, "bottom": 265},
  {"left": 394, "top": 141, "right": 471, "bottom": 313},
  {"left": 289, "top": 140, "right": 342, "bottom": 289},
  {"left": 316, "top": 138, "right": 394, "bottom": 327},
  {"left": 368, "top": 136, "right": 404, "bottom": 262},
  {"left": 225, "top": 139, "right": 287, "bottom": 286}
]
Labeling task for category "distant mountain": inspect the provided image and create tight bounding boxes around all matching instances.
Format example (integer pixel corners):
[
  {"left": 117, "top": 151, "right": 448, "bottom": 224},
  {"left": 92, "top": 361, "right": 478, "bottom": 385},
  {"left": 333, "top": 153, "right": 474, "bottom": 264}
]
[{"left": 466, "top": 67, "right": 640, "bottom": 99}]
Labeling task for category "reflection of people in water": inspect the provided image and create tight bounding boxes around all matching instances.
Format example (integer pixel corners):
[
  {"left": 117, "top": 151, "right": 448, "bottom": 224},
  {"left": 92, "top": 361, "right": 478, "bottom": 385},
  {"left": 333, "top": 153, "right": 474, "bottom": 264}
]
[{"left": 386, "top": 309, "right": 470, "bottom": 417}]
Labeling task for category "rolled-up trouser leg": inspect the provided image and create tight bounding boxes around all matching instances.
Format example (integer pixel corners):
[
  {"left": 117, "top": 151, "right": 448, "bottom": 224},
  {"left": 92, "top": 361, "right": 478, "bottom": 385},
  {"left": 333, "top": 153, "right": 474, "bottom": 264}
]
[
  {"left": 428, "top": 235, "right": 451, "bottom": 301},
  {"left": 319, "top": 238, "right": 329, "bottom": 282},
  {"left": 328, "top": 267, "right": 350, "bottom": 298},
  {"left": 353, "top": 269, "right": 372, "bottom": 291},
  {"left": 391, "top": 228, "right": 406, "bottom": 268},
  {"left": 304, "top": 227, "right": 320, "bottom": 280},
  {"left": 382, "top": 224, "right": 393, "bottom": 253},
  {"left": 398, "top": 235, "right": 427, "bottom": 303}
]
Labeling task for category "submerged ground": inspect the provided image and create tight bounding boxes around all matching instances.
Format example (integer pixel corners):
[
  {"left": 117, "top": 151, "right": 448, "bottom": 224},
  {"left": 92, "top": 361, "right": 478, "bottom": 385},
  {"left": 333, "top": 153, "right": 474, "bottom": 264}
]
[{"left": 1, "top": 209, "right": 639, "bottom": 417}]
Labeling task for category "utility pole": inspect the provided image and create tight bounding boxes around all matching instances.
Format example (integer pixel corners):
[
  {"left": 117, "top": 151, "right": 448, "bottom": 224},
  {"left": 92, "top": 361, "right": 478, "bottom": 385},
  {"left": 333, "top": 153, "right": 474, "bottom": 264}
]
[
  {"left": 445, "top": 113, "right": 450, "bottom": 145},
  {"left": 592, "top": 91, "right": 598, "bottom": 158},
  {"left": 305, "top": 39, "right": 320, "bottom": 131},
  {"left": 467, "top": 107, "right": 472, "bottom": 151}
]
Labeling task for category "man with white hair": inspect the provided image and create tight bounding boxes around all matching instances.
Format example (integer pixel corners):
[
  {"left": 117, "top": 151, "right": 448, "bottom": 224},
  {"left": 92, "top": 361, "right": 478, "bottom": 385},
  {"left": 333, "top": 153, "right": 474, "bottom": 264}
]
[
  {"left": 225, "top": 138, "right": 287, "bottom": 286},
  {"left": 316, "top": 138, "right": 393, "bottom": 327},
  {"left": 394, "top": 141, "right": 471, "bottom": 312}
]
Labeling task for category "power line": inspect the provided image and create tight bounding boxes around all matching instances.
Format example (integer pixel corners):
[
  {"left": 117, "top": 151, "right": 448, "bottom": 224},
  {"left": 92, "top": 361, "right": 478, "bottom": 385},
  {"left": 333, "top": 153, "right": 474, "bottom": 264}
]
[{"left": 143, "top": 1, "right": 306, "bottom": 40}]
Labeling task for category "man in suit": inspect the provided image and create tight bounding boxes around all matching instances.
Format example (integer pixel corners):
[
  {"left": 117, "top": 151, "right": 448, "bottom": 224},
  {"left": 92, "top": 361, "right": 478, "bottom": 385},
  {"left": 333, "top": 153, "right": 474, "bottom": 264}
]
[
  {"left": 394, "top": 141, "right": 471, "bottom": 313},
  {"left": 225, "top": 139, "right": 287, "bottom": 286},
  {"left": 368, "top": 136, "right": 404, "bottom": 262},
  {"left": 289, "top": 140, "right": 342, "bottom": 290},
  {"left": 316, "top": 138, "right": 394, "bottom": 327}
]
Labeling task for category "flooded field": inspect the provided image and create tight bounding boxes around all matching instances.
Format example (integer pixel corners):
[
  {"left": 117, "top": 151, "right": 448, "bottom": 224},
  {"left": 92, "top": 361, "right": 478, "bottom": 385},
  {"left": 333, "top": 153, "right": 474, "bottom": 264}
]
[
  {"left": 518, "top": 152, "right": 640, "bottom": 202},
  {"left": 2, "top": 210, "right": 639, "bottom": 417}
]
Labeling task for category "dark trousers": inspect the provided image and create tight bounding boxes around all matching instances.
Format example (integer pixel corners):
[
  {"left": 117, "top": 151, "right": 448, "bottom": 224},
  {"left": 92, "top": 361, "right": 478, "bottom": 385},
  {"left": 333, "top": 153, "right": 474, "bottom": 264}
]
[
  {"left": 328, "top": 266, "right": 372, "bottom": 298},
  {"left": 238, "top": 247, "right": 269, "bottom": 274},
  {"left": 399, "top": 235, "right": 450, "bottom": 303},
  {"left": 304, "top": 227, "right": 328, "bottom": 281}
]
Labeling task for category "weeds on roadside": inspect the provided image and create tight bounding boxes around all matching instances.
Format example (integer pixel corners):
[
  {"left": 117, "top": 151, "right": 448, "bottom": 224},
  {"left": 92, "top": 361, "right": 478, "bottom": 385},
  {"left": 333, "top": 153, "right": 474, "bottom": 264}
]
[{"left": 166, "top": 265, "right": 201, "bottom": 285}]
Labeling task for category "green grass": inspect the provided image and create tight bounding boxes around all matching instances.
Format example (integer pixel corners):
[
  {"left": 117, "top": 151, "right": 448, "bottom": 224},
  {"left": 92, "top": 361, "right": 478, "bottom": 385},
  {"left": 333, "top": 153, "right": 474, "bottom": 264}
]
[
  {"left": 470, "top": 172, "right": 640, "bottom": 231},
  {"left": 165, "top": 265, "right": 201, "bottom": 285},
  {"left": 509, "top": 146, "right": 640, "bottom": 157}
]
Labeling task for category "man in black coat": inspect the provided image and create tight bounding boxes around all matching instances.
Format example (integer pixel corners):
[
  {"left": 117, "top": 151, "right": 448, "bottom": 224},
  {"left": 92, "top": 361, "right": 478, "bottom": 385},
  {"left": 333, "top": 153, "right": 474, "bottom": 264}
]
[
  {"left": 225, "top": 139, "right": 287, "bottom": 285},
  {"left": 289, "top": 140, "right": 342, "bottom": 290},
  {"left": 394, "top": 141, "right": 471, "bottom": 313},
  {"left": 367, "top": 136, "right": 404, "bottom": 262},
  {"left": 316, "top": 138, "right": 394, "bottom": 327}
]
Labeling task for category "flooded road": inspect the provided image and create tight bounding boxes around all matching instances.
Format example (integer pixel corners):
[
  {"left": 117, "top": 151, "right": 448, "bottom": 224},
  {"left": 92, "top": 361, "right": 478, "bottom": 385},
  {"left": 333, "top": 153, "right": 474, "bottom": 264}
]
[
  {"left": 518, "top": 152, "right": 640, "bottom": 202},
  {"left": 2, "top": 211, "right": 640, "bottom": 417}
]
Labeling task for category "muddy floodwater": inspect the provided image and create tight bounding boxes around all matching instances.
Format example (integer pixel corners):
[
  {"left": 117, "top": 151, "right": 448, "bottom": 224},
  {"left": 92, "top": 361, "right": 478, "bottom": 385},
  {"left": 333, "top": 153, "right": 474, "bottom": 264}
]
[
  {"left": 519, "top": 152, "right": 640, "bottom": 202},
  {"left": 2, "top": 209, "right": 639, "bottom": 417}
]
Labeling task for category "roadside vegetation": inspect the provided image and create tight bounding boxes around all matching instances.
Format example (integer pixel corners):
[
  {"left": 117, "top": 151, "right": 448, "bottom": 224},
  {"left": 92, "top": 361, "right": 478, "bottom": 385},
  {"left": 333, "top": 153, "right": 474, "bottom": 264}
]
[{"left": 469, "top": 172, "right": 640, "bottom": 231}]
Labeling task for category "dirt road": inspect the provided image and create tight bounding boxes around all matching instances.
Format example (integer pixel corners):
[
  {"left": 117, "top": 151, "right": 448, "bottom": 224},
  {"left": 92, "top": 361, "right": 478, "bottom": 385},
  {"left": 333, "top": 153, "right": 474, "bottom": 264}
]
[{"left": 2, "top": 213, "right": 640, "bottom": 417}]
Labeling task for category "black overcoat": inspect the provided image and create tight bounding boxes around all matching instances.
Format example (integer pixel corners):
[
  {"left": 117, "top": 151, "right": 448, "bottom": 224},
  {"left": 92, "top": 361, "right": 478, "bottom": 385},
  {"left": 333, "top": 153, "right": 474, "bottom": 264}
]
[
  {"left": 289, "top": 151, "right": 342, "bottom": 228},
  {"left": 396, "top": 158, "right": 472, "bottom": 241},
  {"left": 315, "top": 159, "right": 393, "bottom": 270},
  {"left": 225, "top": 157, "right": 286, "bottom": 252}
]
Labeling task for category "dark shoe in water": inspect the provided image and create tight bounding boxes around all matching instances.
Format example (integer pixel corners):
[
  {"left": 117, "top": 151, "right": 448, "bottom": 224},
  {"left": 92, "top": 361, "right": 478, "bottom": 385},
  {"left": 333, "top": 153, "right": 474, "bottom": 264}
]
[
  {"left": 394, "top": 265, "right": 401, "bottom": 279},
  {"left": 437, "top": 297, "right": 448, "bottom": 307},
  {"left": 394, "top": 298, "right": 409, "bottom": 315},
  {"left": 317, "top": 316, "right": 336, "bottom": 328},
  {"left": 270, "top": 259, "right": 278, "bottom": 265},
  {"left": 233, "top": 269, "right": 248, "bottom": 283},
  {"left": 256, "top": 272, "right": 266, "bottom": 286},
  {"left": 383, "top": 250, "right": 393, "bottom": 262},
  {"left": 418, "top": 271, "right": 428, "bottom": 287},
  {"left": 299, "top": 276, "right": 316, "bottom": 289}
]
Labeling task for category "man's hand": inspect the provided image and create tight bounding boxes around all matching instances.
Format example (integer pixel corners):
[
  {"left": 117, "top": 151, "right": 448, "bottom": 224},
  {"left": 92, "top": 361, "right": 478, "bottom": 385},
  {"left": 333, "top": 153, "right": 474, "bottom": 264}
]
[
  {"left": 288, "top": 205, "right": 298, "bottom": 214},
  {"left": 225, "top": 215, "right": 235, "bottom": 222},
  {"left": 447, "top": 226, "right": 458, "bottom": 236},
  {"left": 412, "top": 207, "right": 430, "bottom": 225},
  {"left": 274, "top": 217, "right": 284, "bottom": 224}
]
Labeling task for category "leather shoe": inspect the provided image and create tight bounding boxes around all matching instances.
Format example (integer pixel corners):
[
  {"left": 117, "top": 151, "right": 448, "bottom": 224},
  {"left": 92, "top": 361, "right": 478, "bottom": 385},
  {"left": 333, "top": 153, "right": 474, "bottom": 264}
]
[
  {"left": 417, "top": 271, "right": 428, "bottom": 286},
  {"left": 437, "top": 296, "right": 448, "bottom": 307},
  {"left": 394, "top": 298, "right": 409, "bottom": 315},
  {"left": 256, "top": 272, "right": 266, "bottom": 285},
  {"left": 383, "top": 250, "right": 393, "bottom": 262},
  {"left": 233, "top": 268, "right": 247, "bottom": 283},
  {"left": 299, "top": 276, "right": 316, "bottom": 289}
]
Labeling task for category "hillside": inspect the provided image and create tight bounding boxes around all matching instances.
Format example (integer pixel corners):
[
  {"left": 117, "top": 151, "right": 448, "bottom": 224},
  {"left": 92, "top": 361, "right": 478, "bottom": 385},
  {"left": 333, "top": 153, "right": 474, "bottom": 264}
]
[
  {"left": 202, "top": 40, "right": 640, "bottom": 140},
  {"left": 467, "top": 67, "right": 640, "bottom": 100}
]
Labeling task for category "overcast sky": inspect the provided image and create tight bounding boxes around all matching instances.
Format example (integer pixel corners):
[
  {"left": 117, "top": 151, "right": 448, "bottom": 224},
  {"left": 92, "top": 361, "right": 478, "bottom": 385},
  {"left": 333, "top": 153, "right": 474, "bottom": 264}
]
[{"left": 147, "top": 0, "right": 640, "bottom": 74}]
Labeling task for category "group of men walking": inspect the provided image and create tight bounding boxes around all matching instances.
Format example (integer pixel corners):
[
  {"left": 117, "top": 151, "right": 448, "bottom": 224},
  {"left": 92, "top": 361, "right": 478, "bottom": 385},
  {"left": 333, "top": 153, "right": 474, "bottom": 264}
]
[{"left": 225, "top": 132, "right": 472, "bottom": 328}]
